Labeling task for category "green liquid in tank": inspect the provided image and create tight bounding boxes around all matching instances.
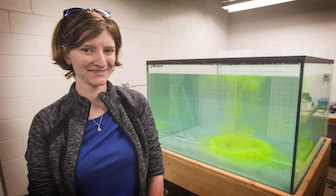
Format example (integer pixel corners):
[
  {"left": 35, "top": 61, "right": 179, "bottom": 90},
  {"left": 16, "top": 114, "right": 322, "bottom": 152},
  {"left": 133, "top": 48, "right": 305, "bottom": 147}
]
[{"left": 148, "top": 73, "right": 315, "bottom": 193}]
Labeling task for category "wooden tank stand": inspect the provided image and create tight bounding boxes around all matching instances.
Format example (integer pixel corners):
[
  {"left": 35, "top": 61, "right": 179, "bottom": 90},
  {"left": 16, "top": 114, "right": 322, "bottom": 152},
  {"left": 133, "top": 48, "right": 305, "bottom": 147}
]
[{"left": 162, "top": 138, "right": 331, "bottom": 196}]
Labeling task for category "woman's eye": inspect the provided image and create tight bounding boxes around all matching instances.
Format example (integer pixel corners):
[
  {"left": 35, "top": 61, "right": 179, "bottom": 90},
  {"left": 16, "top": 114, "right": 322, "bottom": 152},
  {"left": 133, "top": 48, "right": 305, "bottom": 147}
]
[
  {"left": 105, "top": 49, "right": 115, "bottom": 54},
  {"left": 81, "top": 48, "right": 90, "bottom": 52}
]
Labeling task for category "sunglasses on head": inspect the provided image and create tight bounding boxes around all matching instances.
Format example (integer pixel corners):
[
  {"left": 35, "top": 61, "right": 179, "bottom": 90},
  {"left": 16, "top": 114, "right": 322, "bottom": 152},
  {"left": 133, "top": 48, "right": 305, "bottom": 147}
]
[
  {"left": 62, "top": 8, "right": 111, "bottom": 30},
  {"left": 63, "top": 8, "right": 111, "bottom": 18}
]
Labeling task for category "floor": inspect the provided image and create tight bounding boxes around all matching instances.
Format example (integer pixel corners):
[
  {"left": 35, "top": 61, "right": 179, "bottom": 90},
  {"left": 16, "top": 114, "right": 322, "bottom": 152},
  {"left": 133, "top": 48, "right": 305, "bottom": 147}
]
[{"left": 165, "top": 143, "right": 336, "bottom": 196}]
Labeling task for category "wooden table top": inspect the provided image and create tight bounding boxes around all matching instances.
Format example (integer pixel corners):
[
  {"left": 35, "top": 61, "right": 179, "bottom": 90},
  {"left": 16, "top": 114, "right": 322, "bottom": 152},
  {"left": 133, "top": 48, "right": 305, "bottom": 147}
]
[{"left": 328, "top": 113, "right": 336, "bottom": 125}]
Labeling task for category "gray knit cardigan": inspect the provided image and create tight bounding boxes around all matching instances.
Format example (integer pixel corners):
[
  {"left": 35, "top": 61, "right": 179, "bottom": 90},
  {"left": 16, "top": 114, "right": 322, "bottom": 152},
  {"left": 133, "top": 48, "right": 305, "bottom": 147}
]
[{"left": 25, "top": 81, "right": 164, "bottom": 196}]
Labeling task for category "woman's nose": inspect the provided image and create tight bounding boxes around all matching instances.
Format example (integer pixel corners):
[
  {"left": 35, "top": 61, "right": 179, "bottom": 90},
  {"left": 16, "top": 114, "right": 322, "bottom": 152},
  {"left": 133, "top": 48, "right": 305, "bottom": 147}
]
[{"left": 94, "top": 51, "right": 107, "bottom": 67}]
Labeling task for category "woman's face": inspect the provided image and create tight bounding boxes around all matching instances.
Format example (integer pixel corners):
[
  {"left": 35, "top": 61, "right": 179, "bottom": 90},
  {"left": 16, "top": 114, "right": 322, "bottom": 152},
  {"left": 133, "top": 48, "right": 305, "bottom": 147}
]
[{"left": 65, "top": 30, "right": 116, "bottom": 90}]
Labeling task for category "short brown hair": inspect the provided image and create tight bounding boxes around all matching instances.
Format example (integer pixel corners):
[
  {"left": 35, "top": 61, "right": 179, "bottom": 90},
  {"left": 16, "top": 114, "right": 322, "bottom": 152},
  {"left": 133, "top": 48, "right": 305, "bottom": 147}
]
[{"left": 52, "top": 11, "right": 122, "bottom": 78}]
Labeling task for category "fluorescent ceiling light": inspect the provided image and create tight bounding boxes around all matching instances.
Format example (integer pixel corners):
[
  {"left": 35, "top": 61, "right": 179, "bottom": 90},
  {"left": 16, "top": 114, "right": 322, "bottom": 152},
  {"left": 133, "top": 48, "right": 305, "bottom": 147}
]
[{"left": 222, "top": 0, "right": 296, "bottom": 13}]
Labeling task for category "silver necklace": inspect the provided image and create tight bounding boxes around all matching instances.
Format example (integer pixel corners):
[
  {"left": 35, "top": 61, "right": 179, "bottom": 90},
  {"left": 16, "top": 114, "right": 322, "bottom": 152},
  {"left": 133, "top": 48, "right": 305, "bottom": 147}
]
[{"left": 92, "top": 114, "right": 104, "bottom": 132}]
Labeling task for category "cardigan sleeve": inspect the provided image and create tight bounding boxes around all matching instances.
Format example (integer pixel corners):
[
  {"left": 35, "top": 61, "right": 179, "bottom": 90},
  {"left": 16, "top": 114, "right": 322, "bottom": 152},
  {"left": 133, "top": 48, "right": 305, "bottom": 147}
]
[
  {"left": 25, "top": 111, "right": 59, "bottom": 195},
  {"left": 136, "top": 94, "right": 165, "bottom": 177}
]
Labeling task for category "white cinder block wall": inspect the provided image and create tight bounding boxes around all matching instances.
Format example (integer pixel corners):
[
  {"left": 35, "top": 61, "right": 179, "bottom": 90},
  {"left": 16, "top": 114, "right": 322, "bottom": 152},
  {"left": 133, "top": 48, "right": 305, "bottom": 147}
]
[
  {"left": 227, "top": 0, "right": 336, "bottom": 101},
  {"left": 0, "top": 0, "right": 228, "bottom": 195}
]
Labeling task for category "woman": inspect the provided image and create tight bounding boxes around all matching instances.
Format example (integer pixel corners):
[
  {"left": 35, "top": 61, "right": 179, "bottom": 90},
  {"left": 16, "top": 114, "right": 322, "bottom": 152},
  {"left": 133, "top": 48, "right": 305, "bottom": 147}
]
[{"left": 25, "top": 8, "right": 164, "bottom": 196}]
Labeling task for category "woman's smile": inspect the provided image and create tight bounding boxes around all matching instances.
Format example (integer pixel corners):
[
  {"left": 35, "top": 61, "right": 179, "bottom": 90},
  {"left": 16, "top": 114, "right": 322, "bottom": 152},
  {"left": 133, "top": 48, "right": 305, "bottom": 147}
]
[{"left": 90, "top": 69, "right": 107, "bottom": 76}]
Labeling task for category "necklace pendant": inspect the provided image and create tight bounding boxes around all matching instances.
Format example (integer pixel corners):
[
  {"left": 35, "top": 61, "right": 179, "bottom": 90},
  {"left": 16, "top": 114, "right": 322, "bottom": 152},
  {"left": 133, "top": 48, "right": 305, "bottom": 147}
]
[
  {"left": 91, "top": 114, "right": 104, "bottom": 132},
  {"left": 97, "top": 126, "right": 102, "bottom": 132}
]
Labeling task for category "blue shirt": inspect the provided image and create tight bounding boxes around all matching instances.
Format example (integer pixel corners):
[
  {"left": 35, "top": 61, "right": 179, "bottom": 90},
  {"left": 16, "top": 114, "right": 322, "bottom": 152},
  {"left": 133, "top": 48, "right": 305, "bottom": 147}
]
[{"left": 76, "top": 112, "right": 138, "bottom": 196}]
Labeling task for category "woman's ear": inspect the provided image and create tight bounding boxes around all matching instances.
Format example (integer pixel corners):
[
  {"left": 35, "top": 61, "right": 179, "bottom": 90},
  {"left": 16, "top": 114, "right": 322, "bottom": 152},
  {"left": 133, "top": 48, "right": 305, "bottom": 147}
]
[{"left": 61, "top": 45, "right": 72, "bottom": 65}]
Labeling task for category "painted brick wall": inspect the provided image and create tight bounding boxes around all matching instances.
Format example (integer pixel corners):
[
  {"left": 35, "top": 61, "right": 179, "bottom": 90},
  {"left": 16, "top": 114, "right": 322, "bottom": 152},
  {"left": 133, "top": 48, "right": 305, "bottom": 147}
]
[
  {"left": 227, "top": 0, "right": 336, "bottom": 102},
  {"left": 0, "top": 0, "right": 228, "bottom": 195}
]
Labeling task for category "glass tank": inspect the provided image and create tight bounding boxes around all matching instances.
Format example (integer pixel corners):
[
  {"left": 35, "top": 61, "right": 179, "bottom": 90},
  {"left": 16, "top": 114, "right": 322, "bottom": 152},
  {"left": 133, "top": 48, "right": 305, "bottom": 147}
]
[{"left": 147, "top": 56, "right": 334, "bottom": 194}]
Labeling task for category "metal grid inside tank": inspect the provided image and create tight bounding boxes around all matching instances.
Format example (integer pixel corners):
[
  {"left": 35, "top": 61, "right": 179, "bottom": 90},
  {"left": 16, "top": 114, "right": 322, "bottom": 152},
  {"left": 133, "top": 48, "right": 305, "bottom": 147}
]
[{"left": 267, "top": 76, "right": 300, "bottom": 141}]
